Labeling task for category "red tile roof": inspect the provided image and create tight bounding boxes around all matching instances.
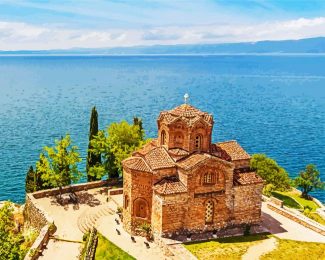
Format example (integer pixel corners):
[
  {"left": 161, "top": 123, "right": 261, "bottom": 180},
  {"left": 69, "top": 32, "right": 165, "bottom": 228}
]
[
  {"left": 133, "top": 139, "right": 157, "bottom": 156},
  {"left": 154, "top": 177, "right": 187, "bottom": 195},
  {"left": 158, "top": 104, "right": 213, "bottom": 127},
  {"left": 168, "top": 148, "right": 189, "bottom": 161},
  {"left": 144, "top": 147, "right": 175, "bottom": 170},
  {"left": 234, "top": 172, "right": 264, "bottom": 185},
  {"left": 122, "top": 157, "right": 152, "bottom": 173},
  {"left": 177, "top": 153, "right": 208, "bottom": 170},
  {"left": 217, "top": 140, "right": 251, "bottom": 161}
]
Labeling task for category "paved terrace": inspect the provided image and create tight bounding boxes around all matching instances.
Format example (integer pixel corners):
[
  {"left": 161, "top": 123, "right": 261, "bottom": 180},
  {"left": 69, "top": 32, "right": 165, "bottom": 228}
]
[{"left": 34, "top": 188, "right": 324, "bottom": 260}]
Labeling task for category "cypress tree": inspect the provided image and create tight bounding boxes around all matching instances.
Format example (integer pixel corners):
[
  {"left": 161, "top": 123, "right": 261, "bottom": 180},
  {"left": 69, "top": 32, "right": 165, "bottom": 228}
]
[
  {"left": 87, "top": 106, "right": 101, "bottom": 181},
  {"left": 25, "top": 166, "right": 36, "bottom": 193},
  {"left": 133, "top": 117, "right": 144, "bottom": 140}
]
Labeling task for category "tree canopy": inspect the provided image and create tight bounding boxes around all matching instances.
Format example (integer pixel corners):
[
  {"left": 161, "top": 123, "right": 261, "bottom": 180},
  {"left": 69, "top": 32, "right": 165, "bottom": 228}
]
[
  {"left": 37, "top": 134, "right": 83, "bottom": 195},
  {"left": 90, "top": 120, "right": 145, "bottom": 179},
  {"left": 0, "top": 202, "right": 25, "bottom": 259},
  {"left": 250, "top": 154, "right": 291, "bottom": 191},
  {"left": 294, "top": 164, "right": 324, "bottom": 199}
]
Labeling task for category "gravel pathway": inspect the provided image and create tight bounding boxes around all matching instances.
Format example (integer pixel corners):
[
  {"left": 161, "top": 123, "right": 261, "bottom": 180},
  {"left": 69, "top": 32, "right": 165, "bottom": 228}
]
[{"left": 242, "top": 237, "right": 277, "bottom": 260}]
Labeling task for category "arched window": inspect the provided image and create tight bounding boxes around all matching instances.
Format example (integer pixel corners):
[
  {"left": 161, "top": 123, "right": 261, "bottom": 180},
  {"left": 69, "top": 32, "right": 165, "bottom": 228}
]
[
  {"left": 133, "top": 198, "right": 148, "bottom": 219},
  {"left": 161, "top": 130, "right": 166, "bottom": 145},
  {"left": 195, "top": 134, "right": 202, "bottom": 150},
  {"left": 203, "top": 172, "right": 214, "bottom": 184},
  {"left": 124, "top": 195, "right": 129, "bottom": 209},
  {"left": 205, "top": 200, "right": 214, "bottom": 224}
]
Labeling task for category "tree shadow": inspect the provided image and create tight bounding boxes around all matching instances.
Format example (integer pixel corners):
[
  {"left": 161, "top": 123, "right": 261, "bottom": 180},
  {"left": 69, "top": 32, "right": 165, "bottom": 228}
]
[
  {"left": 74, "top": 191, "right": 101, "bottom": 207},
  {"left": 49, "top": 191, "right": 101, "bottom": 210}
]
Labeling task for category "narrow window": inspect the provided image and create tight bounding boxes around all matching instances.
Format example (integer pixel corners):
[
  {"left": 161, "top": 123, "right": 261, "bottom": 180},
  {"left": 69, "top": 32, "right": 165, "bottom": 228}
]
[
  {"left": 205, "top": 200, "right": 214, "bottom": 224},
  {"left": 204, "top": 172, "right": 214, "bottom": 184},
  {"left": 161, "top": 130, "right": 166, "bottom": 145},
  {"left": 124, "top": 195, "right": 129, "bottom": 209},
  {"left": 195, "top": 135, "right": 202, "bottom": 150}
]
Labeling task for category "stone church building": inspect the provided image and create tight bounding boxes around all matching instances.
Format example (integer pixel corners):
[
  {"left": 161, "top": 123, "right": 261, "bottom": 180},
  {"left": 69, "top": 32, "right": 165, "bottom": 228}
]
[{"left": 122, "top": 102, "right": 264, "bottom": 237}]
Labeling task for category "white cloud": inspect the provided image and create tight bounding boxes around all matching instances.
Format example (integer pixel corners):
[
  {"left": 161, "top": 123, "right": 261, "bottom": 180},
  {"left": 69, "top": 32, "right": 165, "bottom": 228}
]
[{"left": 0, "top": 17, "right": 325, "bottom": 50}]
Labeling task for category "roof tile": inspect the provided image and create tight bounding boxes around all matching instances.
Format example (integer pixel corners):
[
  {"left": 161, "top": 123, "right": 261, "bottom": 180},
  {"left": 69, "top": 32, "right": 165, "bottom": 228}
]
[
  {"left": 123, "top": 157, "right": 152, "bottom": 173},
  {"left": 144, "top": 147, "right": 175, "bottom": 170},
  {"left": 234, "top": 172, "right": 264, "bottom": 185},
  {"left": 154, "top": 177, "right": 187, "bottom": 195},
  {"left": 217, "top": 140, "right": 251, "bottom": 161}
]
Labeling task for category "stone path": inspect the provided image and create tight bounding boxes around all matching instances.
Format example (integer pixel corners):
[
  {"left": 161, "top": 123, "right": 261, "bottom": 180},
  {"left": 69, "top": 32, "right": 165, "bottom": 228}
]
[
  {"left": 242, "top": 237, "right": 277, "bottom": 260},
  {"left": 261, "top": 202, "right": 325, "bottom": 243},
  {"left": 168, "top": 244, "right": 197, "bottom": 260},
  {"left": 77, "top": 204, "right": 115, "bottom": 233}
]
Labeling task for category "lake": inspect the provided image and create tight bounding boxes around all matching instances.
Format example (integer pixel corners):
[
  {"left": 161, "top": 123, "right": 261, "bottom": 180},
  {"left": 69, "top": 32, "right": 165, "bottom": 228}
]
[{"left": 0, "top": 55, "right": 324, "bottom": 203}]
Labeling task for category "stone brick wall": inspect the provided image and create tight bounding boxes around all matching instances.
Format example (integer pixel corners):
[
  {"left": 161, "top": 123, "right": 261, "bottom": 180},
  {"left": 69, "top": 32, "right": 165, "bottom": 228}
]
[
  {"left": 233, "top": 159, "right": 250, "bottom": 169},
  {"left": 24, "top": 194, "right": 53, "bottom": 231},
  {"left": 270, "top": 196, "right": 283, "bottom": 208},
  {"left": 23, "top": 194, "right": 56, "bottom": 260},
  {"left": 123, "top": 168, "right": 153, "bottom": 234},
  {"left": 232, "top": 183, "right": 263, "bottom": 225}
]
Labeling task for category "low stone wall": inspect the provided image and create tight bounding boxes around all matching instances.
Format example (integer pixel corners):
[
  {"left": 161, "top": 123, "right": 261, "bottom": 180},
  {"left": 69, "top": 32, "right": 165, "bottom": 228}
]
[
  {"left": 109, "top": 189, "right": 123, "bottom": 196},
  {"left": 267, "top": 203, "right": 325, "bottom": 236},
  {"left": 24, "top": 193, "right": 54, "bottom": 231},
  {"left": 270, "top": 196, "right": 283, "bottom": 208},
  {"left": 32, "top": 180, "right": 110, "bottom": 199},
  {"left": 24, "top": 225, "right": 51, "bottom": 260},
  {"left": 23, "top": 194, "right": 56, "bottom": 260}
]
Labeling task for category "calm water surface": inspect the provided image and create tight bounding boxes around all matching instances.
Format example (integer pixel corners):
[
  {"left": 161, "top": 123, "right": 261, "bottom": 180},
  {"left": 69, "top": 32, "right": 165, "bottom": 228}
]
[{"left": 0, "top": 55, "right": 324, "bottom": 203}]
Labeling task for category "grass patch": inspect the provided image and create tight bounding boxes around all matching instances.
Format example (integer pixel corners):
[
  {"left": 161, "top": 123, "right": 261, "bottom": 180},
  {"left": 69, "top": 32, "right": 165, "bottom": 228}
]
[
  {"left": 261, "top": 238, "right": 325, "bottom": 260},
  {"left": 271, "top": 191, "right": 302, "bottom": 209},
  {"left": 95, "top": 233, "right": 135, "bottom": 260},
  {"left": 283, "top": 190, "right": 319, "bottom": 212},
  {"left": 184, "top": 233, "right": 270, "bottom": 260},
  {"left": 304, "top": 212, "right": 325, "bottom": 225}
]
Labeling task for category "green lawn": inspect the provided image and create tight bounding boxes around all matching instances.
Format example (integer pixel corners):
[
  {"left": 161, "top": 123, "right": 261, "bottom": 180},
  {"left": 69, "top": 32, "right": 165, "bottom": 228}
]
[
  {"left": 95, "top": 233, "right": 135, "bottom": 260},
  {"left": 271, "top": 191, "right": 302, "bottom": 209},
  {"left": 261, "top": 238, "right": 325, "bottom": 260},
  {"left": 184, "top": 233, "right": 270, "bottom": 260},
  {"left": 184, "top": 235, "right": 325, "bottom": 260},
  {"left": 271, "top": 190, "right": 320, "bottom": 212}
]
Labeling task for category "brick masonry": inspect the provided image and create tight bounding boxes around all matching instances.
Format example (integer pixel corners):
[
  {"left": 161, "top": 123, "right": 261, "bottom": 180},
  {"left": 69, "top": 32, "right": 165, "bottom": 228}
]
[{"left": 122, "top": 104, "right": 264, "bottom": 238}]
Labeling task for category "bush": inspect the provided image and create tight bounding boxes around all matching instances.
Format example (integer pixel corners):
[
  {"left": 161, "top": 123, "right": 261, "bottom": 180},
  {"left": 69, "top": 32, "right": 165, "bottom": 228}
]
[
  {"left": 263, "top": 184, "right": 276, "bottom": 197},
  {"left": 244, "top": 225, "right": 250, "bottom": 236}
]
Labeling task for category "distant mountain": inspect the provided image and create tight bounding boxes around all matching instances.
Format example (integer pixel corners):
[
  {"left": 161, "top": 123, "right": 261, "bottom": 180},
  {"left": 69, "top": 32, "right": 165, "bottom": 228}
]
[{"left": 1, "top": 37, "right": 325, "bottom": 55}]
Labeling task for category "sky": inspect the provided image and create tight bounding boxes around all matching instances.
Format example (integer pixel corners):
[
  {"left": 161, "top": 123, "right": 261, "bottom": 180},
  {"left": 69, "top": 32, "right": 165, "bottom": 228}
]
[{"left": 0, "top": 0, "right": 325, "bottom": 50}]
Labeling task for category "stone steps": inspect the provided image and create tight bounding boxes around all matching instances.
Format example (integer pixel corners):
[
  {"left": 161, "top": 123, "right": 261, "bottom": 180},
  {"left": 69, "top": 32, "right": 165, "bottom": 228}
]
[{"left": 77, "top": 204, "right": 115, "bottom": 234}]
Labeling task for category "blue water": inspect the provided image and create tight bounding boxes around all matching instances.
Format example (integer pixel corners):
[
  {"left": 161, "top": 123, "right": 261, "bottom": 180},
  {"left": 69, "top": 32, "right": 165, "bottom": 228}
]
[{"left": 0, "top": 55, "right": 324, "bottom": 203}]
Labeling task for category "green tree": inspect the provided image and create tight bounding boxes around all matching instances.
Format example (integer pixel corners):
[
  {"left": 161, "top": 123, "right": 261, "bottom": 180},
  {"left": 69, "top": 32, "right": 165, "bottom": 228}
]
[
  {"left": 90, "top": 120, "right": 144, "bottom": 179},
  {"left": 35, "top": 153, "right": 49, "bottom": 190},
  {"left": 133, "top": 117, "right": 144, "bottom": 140},
  {"left": 0, "top": 202, "right": 24, "bottom": 259},
  {"left": 25, "top": 166, "right": 36, "bottom": 193},
  {"left": 294, "top": 164, "right": 324, "bottom": 199},
  {"left": 38, "top": 134, "right": 83, "bottom": 197},
  {"left": 250, "top": 154, "right": 291, "bottom": 192},
  {"left": 86, "top": 107, "right": 102, "bottom": 182}
]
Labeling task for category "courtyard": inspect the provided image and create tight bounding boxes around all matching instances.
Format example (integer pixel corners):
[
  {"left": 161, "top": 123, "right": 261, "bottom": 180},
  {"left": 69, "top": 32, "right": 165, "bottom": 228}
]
[{"left": 32, "top": 187, "right": 324, "bottom": 260}]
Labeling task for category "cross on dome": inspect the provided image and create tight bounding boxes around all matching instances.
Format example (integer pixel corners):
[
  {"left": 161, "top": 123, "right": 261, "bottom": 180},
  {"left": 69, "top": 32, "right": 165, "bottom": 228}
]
[{"left": 184, "top": 93, "right": 189, "bottom": 104}]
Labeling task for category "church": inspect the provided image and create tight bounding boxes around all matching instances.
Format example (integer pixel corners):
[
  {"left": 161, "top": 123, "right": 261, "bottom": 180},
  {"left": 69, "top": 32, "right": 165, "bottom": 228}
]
[{"left": 122, "top": 97, "right": 264, "bottom": 237}]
